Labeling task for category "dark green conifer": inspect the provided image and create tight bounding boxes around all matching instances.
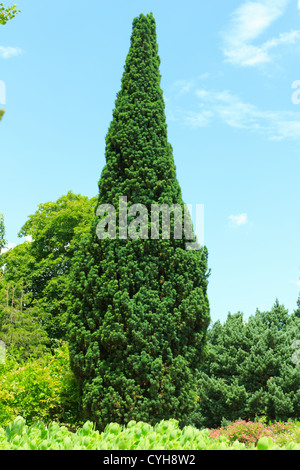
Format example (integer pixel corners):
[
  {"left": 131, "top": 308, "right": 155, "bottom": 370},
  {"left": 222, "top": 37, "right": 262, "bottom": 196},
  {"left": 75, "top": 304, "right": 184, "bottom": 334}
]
[{"left": 67, "top": 13, "right": 210, "bottom": 430}]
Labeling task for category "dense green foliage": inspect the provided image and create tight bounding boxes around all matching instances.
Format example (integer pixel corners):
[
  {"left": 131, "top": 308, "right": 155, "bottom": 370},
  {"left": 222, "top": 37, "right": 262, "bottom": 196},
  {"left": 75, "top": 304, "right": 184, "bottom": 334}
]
[
  {"left": 189, "top": 301, "right": 300, "bottom": 428},
  {"left": 0, "top": 342, "right": 80, "bottom": 427},
  {"left": 0, "top": 281, "right": 299, "bottom": 447},
  {"left": 0, "top": 291, "right": 48, "bottom": 359},
  {"left": 1, "top": 416, "right": 299, "bottom": 450},
  {"left": 1, "top": 300, "right": 299, "bottom": 434},
  {"left": 67, "top": 13, "right": 210, "bottom": 431}
]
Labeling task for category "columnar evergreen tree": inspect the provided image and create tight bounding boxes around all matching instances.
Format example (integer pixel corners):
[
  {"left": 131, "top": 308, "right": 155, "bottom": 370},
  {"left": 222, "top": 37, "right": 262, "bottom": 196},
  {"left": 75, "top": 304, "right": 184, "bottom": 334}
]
[{"left": 67, "top": 13, "right": 210, "bottom": 431}]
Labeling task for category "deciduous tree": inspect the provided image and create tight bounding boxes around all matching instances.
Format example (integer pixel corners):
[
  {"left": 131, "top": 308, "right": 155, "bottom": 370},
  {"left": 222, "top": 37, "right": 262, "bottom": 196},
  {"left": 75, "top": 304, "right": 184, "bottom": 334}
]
[{"left": 0, "top": 192, "right": 97, "bottom": 345}]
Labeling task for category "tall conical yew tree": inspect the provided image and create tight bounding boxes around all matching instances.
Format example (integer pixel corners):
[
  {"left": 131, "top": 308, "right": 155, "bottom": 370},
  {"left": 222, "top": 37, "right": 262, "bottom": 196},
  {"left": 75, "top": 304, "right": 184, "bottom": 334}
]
[{"left": 67, "top": 13, "right": 210, "bottom": 430}]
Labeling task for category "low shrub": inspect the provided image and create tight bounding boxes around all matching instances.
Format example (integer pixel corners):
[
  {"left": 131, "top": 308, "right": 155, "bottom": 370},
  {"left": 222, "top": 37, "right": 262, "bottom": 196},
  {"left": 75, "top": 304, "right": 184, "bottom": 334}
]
[
  {"left": 0, "top": 342, "right": 80, "bottom": 428},
  {"left": 1, "top": 417, "right": 300, "bottom": 450},
  {"left": 269, "top": 420, "right": 300, "bottom": 446},
  {"left": 209, "top": 419, "right": 300, "bottom": 448}
]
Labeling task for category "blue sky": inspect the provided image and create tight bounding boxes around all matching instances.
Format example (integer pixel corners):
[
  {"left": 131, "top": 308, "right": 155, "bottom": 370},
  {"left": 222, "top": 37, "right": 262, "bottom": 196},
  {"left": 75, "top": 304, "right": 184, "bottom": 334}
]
[{"left": 1, "top": 0, "right": 300, "bottom": 324}]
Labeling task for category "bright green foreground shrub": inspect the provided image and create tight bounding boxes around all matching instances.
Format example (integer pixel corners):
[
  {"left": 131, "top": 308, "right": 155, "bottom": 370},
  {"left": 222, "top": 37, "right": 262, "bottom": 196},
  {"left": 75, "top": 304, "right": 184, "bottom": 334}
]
[
  {"left": 0, "top": 343, "right": 80, "bottom": 427},
  {"left": 1, "top": 417, "right": 300, "bottom": 450}
]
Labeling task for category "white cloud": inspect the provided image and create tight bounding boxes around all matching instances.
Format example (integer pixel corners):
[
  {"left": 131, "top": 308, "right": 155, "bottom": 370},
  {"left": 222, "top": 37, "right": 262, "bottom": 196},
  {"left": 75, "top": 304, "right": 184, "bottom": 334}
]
[
  {"left": 0, "top": 46, "right": 22, "bottom": 59},
  {"left": 0, "top": 236, "right": 32, "bottom": 257},
  {"left": 291, "top": 279, "right": 300, "bottom": 287},
  {"left": 221, "top": 0, "right": 299, "bottom": 66},
  {"left": 274, "top": 119, "right": 300, "bottom": 139},
  {"left": 229, "top": 213, "right": 248, "bottom": 226},
  {"left": 0, "top": 242, "right": 16, "bottom": 255}
]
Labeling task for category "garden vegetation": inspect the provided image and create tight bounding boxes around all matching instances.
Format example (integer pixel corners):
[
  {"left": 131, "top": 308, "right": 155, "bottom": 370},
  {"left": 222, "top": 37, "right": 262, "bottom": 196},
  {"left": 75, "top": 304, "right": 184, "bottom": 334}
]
[{"left": 0, "top": 13, "right": 299, "bottom": 450}]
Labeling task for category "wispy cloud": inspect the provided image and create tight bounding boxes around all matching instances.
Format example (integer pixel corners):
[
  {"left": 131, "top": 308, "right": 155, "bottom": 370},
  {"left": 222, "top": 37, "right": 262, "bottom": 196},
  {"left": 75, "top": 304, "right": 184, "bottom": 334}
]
[
  {"left": 171, "top": 79, "right": 196, "bottom": 97},
  {"left": 178, "top": 87, "right": 300, "bottom": 141},
  {"left": 183, "top": 109, "right": 214, "bottom": 127},
  {"left": 170, "top": 75, "right": 210, "bottom": 97},
  {"left": 229, "top": 214, "right": 249, "bottom": 226},
  {"left": 0, "top": 46, "right": 22, "bottom": 59},
  {"left": 263, "top": 29, "right": 300, "bottom": 49},
  {"left": 221, "top": 0, "right": 299, "bottom": 67}
]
